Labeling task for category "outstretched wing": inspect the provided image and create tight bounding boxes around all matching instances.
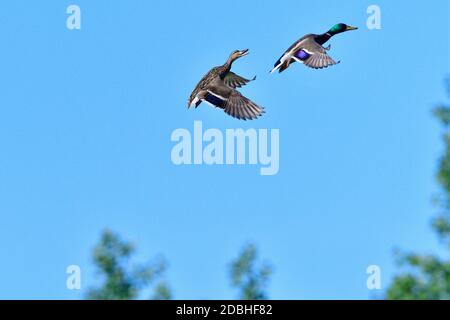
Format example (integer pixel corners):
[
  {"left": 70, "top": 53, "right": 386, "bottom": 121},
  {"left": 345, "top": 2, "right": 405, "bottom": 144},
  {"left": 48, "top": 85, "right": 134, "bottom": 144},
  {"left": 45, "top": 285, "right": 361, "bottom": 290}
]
[
  {"left": 301, "top": 51, "right": 340, "bottom": 69},
  {"left": 299, "top": 39, "right": 340, "bottom": 69},
  {"left": 202, "top": 89, "right": 264, "bottom": 121},
  {"left": 223, "top": 72, "right": 256, "bottom": 89},
  {"left": 223, "top": 90, "right": 264, "bottom": 121},
  {"left": 272, "top": 35, "right": 340, "bottom": 72}
]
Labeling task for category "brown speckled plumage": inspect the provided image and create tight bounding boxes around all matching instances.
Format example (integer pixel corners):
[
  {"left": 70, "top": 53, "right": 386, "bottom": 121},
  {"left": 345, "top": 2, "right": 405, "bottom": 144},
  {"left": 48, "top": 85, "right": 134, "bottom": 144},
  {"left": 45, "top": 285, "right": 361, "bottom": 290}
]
[{"left": 188, "top": 50, "right": 264, "bottom": 121}]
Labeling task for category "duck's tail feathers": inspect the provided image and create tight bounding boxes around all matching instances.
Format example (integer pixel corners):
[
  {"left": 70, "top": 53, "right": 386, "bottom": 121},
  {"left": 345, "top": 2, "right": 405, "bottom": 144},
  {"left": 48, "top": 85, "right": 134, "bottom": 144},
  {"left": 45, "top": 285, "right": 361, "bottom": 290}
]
[
  {"left": 189, "top": 97, "right": 200, "bottom": 108},
  {"left": 278, "top": 60, "right": 291, "bottom": 73},
  {"left": 270, "top": 56, "right": 284, "bottom": 73},
  {"left": 271, "top": 54, "right": 293, "bottom": 73}
]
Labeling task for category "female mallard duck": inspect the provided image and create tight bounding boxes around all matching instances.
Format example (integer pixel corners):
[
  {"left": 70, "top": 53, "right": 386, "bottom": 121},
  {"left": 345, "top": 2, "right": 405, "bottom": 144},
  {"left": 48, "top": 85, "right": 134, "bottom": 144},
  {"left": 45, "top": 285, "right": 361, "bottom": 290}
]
[
  {"left": 188, "top": 49, "right": 264, "bottom": 120},
  {"left": 270, "top": 23, "right": 358, "bottom": 73}
]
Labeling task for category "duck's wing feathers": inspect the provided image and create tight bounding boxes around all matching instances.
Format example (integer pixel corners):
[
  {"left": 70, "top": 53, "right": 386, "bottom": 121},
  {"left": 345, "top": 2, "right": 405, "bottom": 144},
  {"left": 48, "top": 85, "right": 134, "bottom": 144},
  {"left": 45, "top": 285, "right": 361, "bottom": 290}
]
[
  {"left": 203, "top": 87, "right": 264, "bottom": 121},
  {"left": 223, "top": 72, "right": 256, "bottom": 89},
  {"left": 223, "top": 91, "right": 264, "bottom": 120},
  {"left": 298, "top": 38, "right": 340, "bottom": 69},
  {"left": 299, "top": 50, "right": 340, "bottom": 69},
  {"left": 272, "top": 34, "right": 339, "bottom": 72}
]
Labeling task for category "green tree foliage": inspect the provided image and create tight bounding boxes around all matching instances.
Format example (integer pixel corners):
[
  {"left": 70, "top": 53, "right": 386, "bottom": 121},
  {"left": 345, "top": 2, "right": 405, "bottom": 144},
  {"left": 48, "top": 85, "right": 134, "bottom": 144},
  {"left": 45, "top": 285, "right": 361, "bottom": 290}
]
[
  {"left": 386, "top": 80, "right": 450, "bottom": 300},
  {"left": 152, "top": 282, "right": 173, "bottom": 300},
  {"left": 230, "top": 243, "right": 272, "bottom": 300},
  {"left": 86, "top": 229, "right": 171, "bottom": 300}
]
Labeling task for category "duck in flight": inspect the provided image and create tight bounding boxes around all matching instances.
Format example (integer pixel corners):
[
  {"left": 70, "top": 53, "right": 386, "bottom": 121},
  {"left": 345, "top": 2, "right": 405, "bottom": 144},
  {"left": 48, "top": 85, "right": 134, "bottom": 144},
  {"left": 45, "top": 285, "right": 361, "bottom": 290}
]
[
  {"left": 188, "top": 49, "right": 264, "bottom": 121},
  {"left": 271, "top": 23, "right": 358, "bottom": 73}
]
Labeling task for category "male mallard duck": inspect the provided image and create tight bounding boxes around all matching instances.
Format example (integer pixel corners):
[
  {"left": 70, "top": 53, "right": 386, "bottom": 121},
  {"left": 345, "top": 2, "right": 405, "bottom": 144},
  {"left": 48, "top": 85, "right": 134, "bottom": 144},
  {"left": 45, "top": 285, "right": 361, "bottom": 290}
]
[
  {"left": 188, "top": 49, "right": 264, "bottom": 120},
  {"left": 270, "top": 23, "right": 358, "bottom": 73}
]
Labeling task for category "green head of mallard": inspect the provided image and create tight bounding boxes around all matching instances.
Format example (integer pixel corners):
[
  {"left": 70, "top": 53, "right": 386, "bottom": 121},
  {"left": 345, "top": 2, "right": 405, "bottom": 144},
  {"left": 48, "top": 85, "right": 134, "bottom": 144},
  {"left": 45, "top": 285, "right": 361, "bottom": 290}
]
[{"left": 328, "top": 23, "right": 358, "bottom": 35}]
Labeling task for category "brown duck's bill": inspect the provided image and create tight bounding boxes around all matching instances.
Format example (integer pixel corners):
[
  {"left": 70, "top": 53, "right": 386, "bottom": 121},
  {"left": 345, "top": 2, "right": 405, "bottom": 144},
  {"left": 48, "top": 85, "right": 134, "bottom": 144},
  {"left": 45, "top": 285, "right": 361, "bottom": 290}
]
[{"left": 239, "top": 49, "right": 249, "bottom": 56}]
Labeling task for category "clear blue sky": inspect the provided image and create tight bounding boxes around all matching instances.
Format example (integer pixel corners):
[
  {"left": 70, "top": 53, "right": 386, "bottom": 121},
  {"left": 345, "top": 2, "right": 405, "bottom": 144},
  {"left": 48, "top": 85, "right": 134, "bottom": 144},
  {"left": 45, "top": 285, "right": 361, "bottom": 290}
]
[{"left": 0, "top": 0, "right": 448, "bottom": 299}]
